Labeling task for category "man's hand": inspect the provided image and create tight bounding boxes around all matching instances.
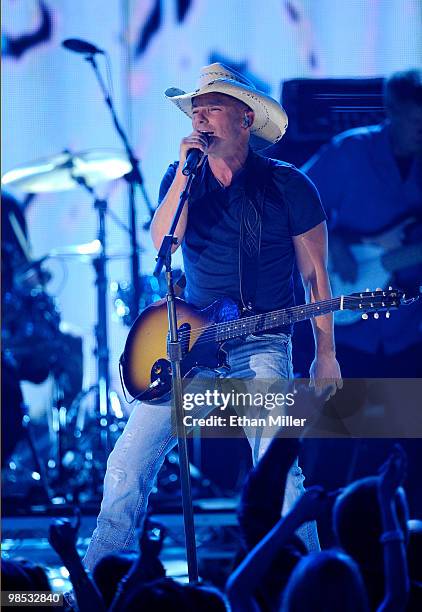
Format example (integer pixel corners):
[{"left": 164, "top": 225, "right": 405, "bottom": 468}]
[
  {"left": 179, "top": 130, "right": 209, "bottom": 166},
  {"left": 48, "top": 509, "right": 81, "bottom": 559},
  {"left": 309, "top": 352, "right": 342, "bottom": 399},
  {"left": 378, "top": 445, "right": 407, "bottom": 504},
  {"left": 138, "top": 521, "right": 166, "bottom": 558}
]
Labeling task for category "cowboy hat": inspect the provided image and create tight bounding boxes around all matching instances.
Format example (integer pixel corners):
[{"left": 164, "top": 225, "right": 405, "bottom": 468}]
[{"left": 165, "top": 63, "right": 288, "bottom": 148}]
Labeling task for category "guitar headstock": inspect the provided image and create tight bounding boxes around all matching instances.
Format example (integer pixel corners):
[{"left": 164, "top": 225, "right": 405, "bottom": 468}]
[{"left": 345, "top": 287, "right": 404, "bottom": 320}]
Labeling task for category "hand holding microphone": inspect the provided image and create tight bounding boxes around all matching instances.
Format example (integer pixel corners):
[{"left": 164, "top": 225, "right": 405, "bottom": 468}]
[{"left": 180, "top": 131, "right": 211, "bottom": 176}]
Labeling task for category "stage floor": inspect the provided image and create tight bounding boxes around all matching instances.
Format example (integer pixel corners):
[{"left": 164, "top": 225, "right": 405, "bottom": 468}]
[{"left": 2, "top": 504, "right": 240, "bottom": 592}]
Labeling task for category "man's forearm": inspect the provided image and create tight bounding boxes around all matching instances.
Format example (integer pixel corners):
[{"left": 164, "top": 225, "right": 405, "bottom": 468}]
[
  {"left": 378, "top": 496, "right": 409, "bottom": 611},
  {"left": 58, "top": 550, "right": 105, "bottom": 612},
  {"left": 293, "top": 222, "right": 336, "bottom": 359},
  {"left": 238, "top": 438, "right": 299, "bottom": 548},
  {"left": 227, "top": 511, "right": 301, "bottom": 608},
  {"left": 150, "top": 168, "right": 189, "bottom": 251},
  {"left": 304, "top": 268, "right": 336, "bottom": 357}
]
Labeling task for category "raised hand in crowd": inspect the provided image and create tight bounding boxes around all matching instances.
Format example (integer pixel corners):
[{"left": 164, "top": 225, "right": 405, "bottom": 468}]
[
  {"left": 109, "top": 519, "right": 166, "bottom": 611},
  {"left": 333, "top": 444, "right": 413, "bottom": 611},
  {"left": 48, "top": 509, "right": 81, "bottom": 559},
  {"left": 48, "top": 510, "right": 105, "bottom": 612},
  {"left": 227, "top": 486, "right": 337, "bottom": 612},
  {"left": 238, "top": 437, "right": 300, "bottom": 549},
  {"left": 377, "top": 445, "right": 409, "bottom": 612}
]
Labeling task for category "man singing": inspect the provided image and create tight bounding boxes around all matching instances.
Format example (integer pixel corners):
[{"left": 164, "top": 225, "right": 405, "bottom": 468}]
[{"left": 84, "top": 63, "right": 341, "bottom": 570}]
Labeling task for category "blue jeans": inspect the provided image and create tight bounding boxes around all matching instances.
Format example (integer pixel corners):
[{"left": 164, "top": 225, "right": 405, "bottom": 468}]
[{"left": 83, "top": 333, "right": 319, "bottom": 570}]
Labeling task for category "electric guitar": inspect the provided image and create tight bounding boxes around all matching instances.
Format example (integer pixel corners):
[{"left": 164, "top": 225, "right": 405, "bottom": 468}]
[
  {"left": 329, "top": 216, "right": 422, "bottom": 325},
  {"left": 120, "top": 289, "right": 404, "bottom": 402}
]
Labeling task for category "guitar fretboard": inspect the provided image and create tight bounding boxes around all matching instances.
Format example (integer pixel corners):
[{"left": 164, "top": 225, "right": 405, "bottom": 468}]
[{"left": 215, "top": 297, "right": 343, "bottom": 341}]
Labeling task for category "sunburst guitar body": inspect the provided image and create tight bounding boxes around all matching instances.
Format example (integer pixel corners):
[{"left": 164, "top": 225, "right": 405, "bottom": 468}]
[
  {"left": 120, "top": 290, "right": 405, "bottom": 402},
  {"left": 120, "top": 297, "right": 238, "bottom": 401}
]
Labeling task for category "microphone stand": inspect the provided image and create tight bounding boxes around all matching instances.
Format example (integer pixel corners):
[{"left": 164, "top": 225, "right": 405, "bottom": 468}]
[
  {"left": 82, "top": 48, "right": 198, "bottom": 580},
  {"left": 154, "top": 165, "right": 199, "bottom": 583},
  {"left": 84, "top": 53, "right": 155, "bottom": 324}
]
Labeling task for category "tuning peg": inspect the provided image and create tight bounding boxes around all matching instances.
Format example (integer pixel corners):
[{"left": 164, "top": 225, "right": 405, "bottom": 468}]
[
  {"left": 386, "top": 311, "right": 391, "bottom": 319},
  {"left": 388, "top": 286, "right": 393, "bottom": 290},
  {"left": 362, "top": 313, "right": 369, "bottom": 320},
  {"left": 376, "top": 287, "right": 382, "bottom": 291},
  {"left": 373, "top": 312, "right": 379, "bottom": 319},
  {"left": 365, "top": 288, "right": 370, "bottom": 292}
]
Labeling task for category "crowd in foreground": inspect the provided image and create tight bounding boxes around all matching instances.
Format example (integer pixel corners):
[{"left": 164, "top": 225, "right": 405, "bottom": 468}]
[{"left": 2, "top": 441, "right": 421, "bottom": 611}]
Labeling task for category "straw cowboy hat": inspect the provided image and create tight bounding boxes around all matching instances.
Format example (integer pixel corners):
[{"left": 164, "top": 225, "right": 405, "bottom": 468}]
[{"left": 165, "top": 63, "right": 288, "bottom": 148}]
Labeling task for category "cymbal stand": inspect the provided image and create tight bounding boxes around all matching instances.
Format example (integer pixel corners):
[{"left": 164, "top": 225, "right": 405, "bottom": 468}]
[{"left": 73, "top": 175, "right": 111, "bottom": 456}]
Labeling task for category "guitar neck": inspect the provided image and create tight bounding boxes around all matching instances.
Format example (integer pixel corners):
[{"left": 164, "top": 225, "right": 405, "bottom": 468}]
[{"left": 216, "top": 297, "right": 343, "bottom": 341}]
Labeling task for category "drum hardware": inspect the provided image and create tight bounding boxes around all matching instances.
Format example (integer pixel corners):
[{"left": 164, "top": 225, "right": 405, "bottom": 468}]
[
  {"left": 60, "top": 41, "right": 156, "bottom": 362},
  {"left": 1, "top": 148, "right": 132, "bottom": 193},
  {"left": 3, "top": 410, "right": 56, "bottom": 508},
  {"left": 3, "top": 149, "right": 135, "bottom": 458},
  {"left": 24, "top": 241, "right": 141, "bottom": 268},
  {"left": 3, "top": 312, "right": 84, "bottom": 504},
  {"left": 49, "top": 376, "right": 70, "bottom": 488},
  {"left": 46, "top": 385, "right": 127, "bottom": 505},
  {"left": 3, "top": 38, "right": 159, "bottom": 504},
  {"left": 110, "top": 269, "right": 183, "bottom": 327},
  {"left": 2, "top": 161, "right": 135, "bottom": 504},
  {"left": 63, "top": 170, "right": 114, "bottom": 457},
  {"left": 23, "top": 414, "right": 54, "bottom": 502},
  {"left": 2, "top": 155, "right": 139, "bottom": 496},
  {"left": 2, "top": 37, "right": 156, "bottom": 459}
]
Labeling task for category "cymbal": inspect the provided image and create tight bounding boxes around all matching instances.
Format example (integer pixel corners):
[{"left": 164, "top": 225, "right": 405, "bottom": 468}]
[
  {"left": 49, "top": 240, "right": 102, "bottom": 257},
  {"left": 47, "top": 240, "right": 142, "bottom": 261},
  {"left": 2, "top": 149, "right": 132, "bottom": 192}
]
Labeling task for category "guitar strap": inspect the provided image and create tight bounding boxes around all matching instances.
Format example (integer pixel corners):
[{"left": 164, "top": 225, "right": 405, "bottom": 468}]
[
  {"left": 176, "top": 153, "right": 273, "bottom": 308},
  {"left": 239, "top": 154, "right": 273, "bottom": 312}
]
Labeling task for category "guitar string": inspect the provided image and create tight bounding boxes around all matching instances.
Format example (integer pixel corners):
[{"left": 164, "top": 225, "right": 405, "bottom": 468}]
[
  {"left": 173, "top": 295, "right": 391, "bottom": 345},
  {"left": 177, "top": 295, "right": 387, "bottom": 343},
  {"left": 180, "top": 297, "right": 341, "bottom": 342},
  {"left": 185, "top": 297, "right": 396, "bottom": 341}
]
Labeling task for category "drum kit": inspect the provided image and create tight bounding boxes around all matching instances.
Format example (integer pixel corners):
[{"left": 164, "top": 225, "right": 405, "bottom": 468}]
[
  {"left": 1, "top": 148, "right": 166, "bottom": 506},
  {"left": 3, "top": 43, "right": 217, "bottom": 532},
  {"left": 2, "top": 29, "right": 197, "bottom": 507}
]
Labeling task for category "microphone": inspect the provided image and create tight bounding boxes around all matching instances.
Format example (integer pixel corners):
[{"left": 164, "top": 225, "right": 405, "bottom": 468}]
[
  {"left": 62, "top": 38, "right": 104, "bottom": 55},
  {"left": 182, "top": 133, "right": 210, "bottom": 176}
]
